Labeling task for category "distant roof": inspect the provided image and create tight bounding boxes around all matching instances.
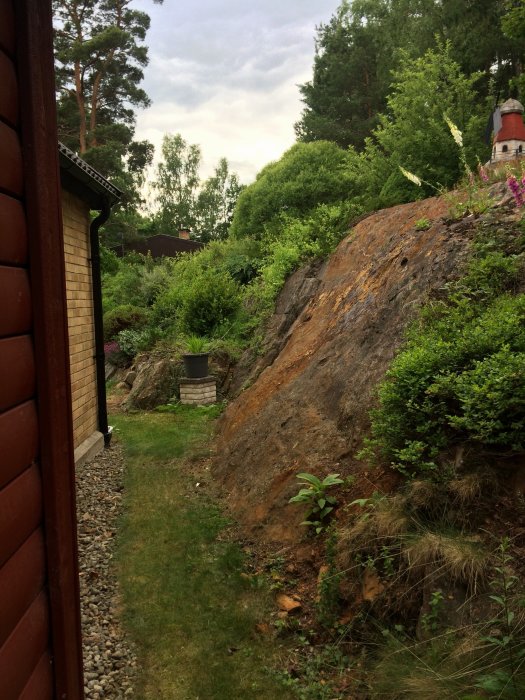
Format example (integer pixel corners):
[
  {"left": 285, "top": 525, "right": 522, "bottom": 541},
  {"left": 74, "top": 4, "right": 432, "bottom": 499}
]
[
  {"left": 118, "top": 234, "right": 203, "bottom": 259},
  {"left": 58, "top": 142, "right": 122, "bottom": 209}
]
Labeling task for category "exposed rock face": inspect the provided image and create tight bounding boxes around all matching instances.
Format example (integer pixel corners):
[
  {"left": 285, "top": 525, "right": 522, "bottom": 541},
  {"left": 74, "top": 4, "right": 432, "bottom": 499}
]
[
  {"left": 125, "top": 353, "right": 181, "bottom": 410},
  {"left": 214, "top": 197, "right": 476, "bottom": 544},
  {"left": 229, "top": 260, "right": 324, "bottom": 396}
]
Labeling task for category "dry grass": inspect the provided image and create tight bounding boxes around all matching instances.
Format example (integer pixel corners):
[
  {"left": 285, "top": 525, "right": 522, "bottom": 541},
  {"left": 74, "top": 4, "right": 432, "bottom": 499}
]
[{"left": 404, "top": 531, "right": 489, "bottom": 590}]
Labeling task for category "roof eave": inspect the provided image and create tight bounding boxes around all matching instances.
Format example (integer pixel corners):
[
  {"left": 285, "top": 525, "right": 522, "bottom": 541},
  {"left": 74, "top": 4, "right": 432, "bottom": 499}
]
[{"left": 58, "top": 142, "right": 123, "bottom": 209}]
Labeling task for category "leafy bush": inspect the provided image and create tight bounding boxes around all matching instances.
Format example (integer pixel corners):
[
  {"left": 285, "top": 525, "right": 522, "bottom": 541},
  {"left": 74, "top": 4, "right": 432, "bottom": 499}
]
[
  {"left": 103, "top": 304, "right": 149, "bottom": 340},
  {"left": 100, "top": 244, "right": 120, "bottom": 275},
  {"left": 230, "top": 141, "right": 358, "bottom": 240},
  {"left": 117, "top": 327, "right": 152, "bottom": 360},
  {"left": 364, "top": 243, "right": 525, "bottom": 475},
  {"left": 179, "top": 269, "right": 241, "bottom": 336}
]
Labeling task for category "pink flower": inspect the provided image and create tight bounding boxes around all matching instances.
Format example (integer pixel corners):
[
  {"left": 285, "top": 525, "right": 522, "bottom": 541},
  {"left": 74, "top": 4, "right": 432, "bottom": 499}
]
[
  {"left": 104, "top": 341, "right": 120, "bottom": 355},
  {"left": 507, "top": 176, "right": 524, "bottom": 207},
  {"left": 478, "top": 165, "right": 489, "bottom": 182}
]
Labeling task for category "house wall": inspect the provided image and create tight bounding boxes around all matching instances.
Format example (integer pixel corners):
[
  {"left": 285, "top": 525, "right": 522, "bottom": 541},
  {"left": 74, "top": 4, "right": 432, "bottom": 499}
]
[
  {"left": 1, "top": 1, "right": 84, "bottom": 695},
  {"left": 62, "top": 190, "right": 99, "bottom": 455}
]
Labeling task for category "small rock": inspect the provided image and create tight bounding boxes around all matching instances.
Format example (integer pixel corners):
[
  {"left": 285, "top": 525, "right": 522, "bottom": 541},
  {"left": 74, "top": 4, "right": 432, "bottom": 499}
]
[
  {"left": 361, "top": 567, "right": 385, "bottom": 602},
  {"left": 276, "top": 593, "right": 302, "bottom": 614}
]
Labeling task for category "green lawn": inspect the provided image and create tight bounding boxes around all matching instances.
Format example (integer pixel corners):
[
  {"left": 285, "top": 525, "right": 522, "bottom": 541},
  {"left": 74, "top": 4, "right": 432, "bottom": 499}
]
[{"left": 112, "top": 406, "right": 294, "bottom": 699}]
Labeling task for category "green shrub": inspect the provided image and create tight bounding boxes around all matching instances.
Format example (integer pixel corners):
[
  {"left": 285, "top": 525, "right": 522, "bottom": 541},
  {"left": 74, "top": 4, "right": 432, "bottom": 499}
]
[
  {"left": 103, "top": 304, "right": 149, "bottom": 340},
  {"left": 179, "top": 270, "right": 241, "bottom": 337},
  {"left": 364, "top": 243, "right": 525, "bottom": 476},
  {"left": 230, "top": 141, "right": 358, "bottom": 240},
  {"left": 117, "top": 327, "right": 153, "bottom": 359},
  {"left": 100, "top": 244, "right": 120, "bottom": 275}
]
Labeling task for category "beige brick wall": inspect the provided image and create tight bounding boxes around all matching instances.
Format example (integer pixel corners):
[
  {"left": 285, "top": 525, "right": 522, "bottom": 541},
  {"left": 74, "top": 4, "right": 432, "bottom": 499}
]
[{"left": 62, "top": 190, "right": 98, "bottom": 449}]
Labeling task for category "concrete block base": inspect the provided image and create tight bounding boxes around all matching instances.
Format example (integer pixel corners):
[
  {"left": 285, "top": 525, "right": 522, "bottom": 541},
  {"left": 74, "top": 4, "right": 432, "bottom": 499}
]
[
  {"left": 180, "top": 376, "right": 216, "bottom": 406},
  {"left": 74, "top": 430, "right": 104, "bottom": 467}
]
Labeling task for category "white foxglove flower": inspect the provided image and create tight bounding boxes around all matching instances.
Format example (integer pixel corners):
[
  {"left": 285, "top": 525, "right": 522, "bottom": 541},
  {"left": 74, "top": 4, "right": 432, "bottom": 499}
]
[
  {"left": 444, "top": 115, "right": 463, "bottom": 147},
  {"left": 399, "top": 166, "right": 422, "bottom": 186}
]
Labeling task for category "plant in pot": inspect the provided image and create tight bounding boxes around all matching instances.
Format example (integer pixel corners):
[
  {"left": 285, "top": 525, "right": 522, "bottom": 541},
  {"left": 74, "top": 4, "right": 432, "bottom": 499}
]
[{"left": 182, "top": 336, "right": 210, "bottom": 378}]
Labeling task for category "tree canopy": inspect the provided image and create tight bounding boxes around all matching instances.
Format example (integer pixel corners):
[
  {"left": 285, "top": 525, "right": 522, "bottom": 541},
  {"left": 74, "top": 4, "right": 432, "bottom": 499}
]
[
  {"left": 229, "top": 141, "right": 356, "bottom": 240},
  {"left": 296, "top": 0, "right": 525, "bottom": 150},
  {"left": 151, "top": 134, "right": 243, "bottom": 243},
  {"left": 53, "top": 0, "right": 162, "bottom": 183}
]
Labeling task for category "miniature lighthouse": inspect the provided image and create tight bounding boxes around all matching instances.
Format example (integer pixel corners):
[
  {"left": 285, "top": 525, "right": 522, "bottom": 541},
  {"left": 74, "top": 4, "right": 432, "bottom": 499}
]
[{"left": 492, "top": 98, "right": 525, "bottom": 162}]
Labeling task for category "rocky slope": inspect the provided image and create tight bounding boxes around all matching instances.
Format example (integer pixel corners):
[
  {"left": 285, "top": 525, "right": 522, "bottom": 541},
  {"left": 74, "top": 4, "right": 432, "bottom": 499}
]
[{"left": 213, "top": 194, "right": 512, "bottom": 546}]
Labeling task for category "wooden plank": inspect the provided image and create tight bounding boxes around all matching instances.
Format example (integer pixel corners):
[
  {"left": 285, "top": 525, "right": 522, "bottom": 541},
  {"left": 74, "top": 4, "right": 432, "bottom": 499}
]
[
  {"left": 0, "top": 1, "right": 15, "bottom": 57},
  {"left": 0, "top": 592, "right": 49, "bottom": 700},
  {"left": 18, "top": 652, "right": 53, "bottom": 700},
  {"left": 0, "top": 49, "right": 18, "bottom": 127},
  {"left": 0, "top": 121, "right": 23, "bottom": 197},
  {"left": 0, "top": 401, "right": 39, "bottom": 490},
  {"left": 0, "top": 465, "right": 42, "bottom": 568},
  {"left": 0, "top": 266, "right": 31, "bottom": 337},
  {"left": 15, "top": 1, "right": 85, "bottom": 695},
  {"left": 0, "top": 335, "right": 35, "bottom": 412},
  {"left": 0, "top": 193, "right": 27, "bottom": 265},
  {"left": 0, "top": 528, "right": 45, "bottom": 647}
]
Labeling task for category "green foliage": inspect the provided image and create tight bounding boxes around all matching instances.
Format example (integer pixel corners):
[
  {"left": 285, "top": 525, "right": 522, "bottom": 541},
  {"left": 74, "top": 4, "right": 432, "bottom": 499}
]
[
  {"left": 370, "top": 536, "right": 525, "bottom": 699},
  {"left": 296, "top": 0, "right": 524, "bottom": 150},
  {"left": 421, "top": 590, "right": 444, "bottom": 633},
  {"left": 316, "top": 530, "right": 343, "bottom": 628},
  {"left": 230, "top": 141, "right": 357, "bottom": 240},
  {"left": 277, "top": 641, "right": 351, "bottom": 700},
  {"left": 53, "top": 0, "right": 161, "bottom": 212},
  {"left": 151, "top": 134, "right": 242, "bottom": 241},
  {"left": 476, "top": 538, "right": 525, "bottom": 699},
  {"left": 415, "top": 218, "right": 431, "bottom": 231},
  {"left": 289, "top": 472, "right": 345, "bottom": 534},
  {"left": 364, "top": 230, "right": 525, "bottom": 476},
  {"left": 99, "top": 244, "right": 121, "bottom": 275},
  {"left": 152, "top": 265, "right": 241, "bottom": 338},
  {"left": 152, "top": 133, "right": 202, "bottom": 234},
  {"left": 185, "top": 335, "right": 209, "bottom": 354},
  {"left": 103, "top": 304, "right": 149, "bottom": 341},
  {"left": 116, "top": 327, "right": 153, "bottom": 360},
  {"left": 113, "top": 410, "right": 294, "bottom": 699},
  {"left": 361, "top": 41, "right": 487, "bottom": 207}
]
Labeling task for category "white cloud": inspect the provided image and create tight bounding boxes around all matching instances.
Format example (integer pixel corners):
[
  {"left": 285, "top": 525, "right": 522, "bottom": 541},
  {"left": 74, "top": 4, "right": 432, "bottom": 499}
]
[{"left": 133, "top": 0, "right": 337, "bottom": 183}]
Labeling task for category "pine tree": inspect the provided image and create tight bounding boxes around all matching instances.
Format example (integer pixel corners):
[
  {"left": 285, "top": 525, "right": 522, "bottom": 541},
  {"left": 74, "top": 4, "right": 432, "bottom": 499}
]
[{"left": 53, "top": 0, "right": 162, "bottom": 180}]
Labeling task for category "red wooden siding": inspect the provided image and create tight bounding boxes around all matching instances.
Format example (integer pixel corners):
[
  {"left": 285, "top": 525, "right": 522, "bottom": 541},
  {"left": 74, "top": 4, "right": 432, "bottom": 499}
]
[
  {"left": 0, "top": 266, "right": 32, "bottom": 337},
  {"left": 0, "top": 2, "right": 15, "bottom": 57},
  {"left": 0, "top": 121, "right": 23, "bottom": 197},
  {"left": 0, "top": 1, "right": 84, "bottom": 697},
  {"left": 0, "top": 402, "right": 39, "bottom": 489},
  {"left": 0, "top": 49, "right": 17, "bottom": 127},
  {"left": 0, "top": 593, "right": 50, "bottom": 698},
  {"left": 18, "top": 653, "right": 54, "bottom": 700},
  {"left": 0, "top": 465, "right": 43, "bottom": 567},
  {"left": 0, "top": 336, "right": 36, "bottom": 412},
  {"left": 0, "top": 529, "right": 46, "bottom": 648},
  {"left": 0, "top": 195, "right": 27, "bottom": 264}
]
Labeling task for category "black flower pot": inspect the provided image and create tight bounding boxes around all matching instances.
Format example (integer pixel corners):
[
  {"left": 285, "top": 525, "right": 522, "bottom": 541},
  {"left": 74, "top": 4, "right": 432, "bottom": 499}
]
[{"left": 182, "top": 353, "right": 209, "bottom": 379}]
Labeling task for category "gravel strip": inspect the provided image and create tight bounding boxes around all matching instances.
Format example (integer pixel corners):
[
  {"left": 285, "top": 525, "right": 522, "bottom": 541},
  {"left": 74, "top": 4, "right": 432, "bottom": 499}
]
[{"left": 76, "top": 444, "right": 137, "bottom": 699}]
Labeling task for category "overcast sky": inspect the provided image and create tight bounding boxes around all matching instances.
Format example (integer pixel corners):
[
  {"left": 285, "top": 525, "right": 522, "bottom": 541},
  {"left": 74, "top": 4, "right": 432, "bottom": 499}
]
[{"left": 133, "top": 0, "right": 338, "bottom": 183}]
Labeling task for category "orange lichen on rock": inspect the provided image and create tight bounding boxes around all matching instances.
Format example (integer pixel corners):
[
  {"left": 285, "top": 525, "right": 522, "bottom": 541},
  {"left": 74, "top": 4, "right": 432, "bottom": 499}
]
[{"left": 214, "top": 195, "right": 471, "bottom": 546}]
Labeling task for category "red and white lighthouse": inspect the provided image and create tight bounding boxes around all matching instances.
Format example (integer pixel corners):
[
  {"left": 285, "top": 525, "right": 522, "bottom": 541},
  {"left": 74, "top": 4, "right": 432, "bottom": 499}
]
[{"left": 492, "top": 98, "right": 525, "bottom": 162}]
